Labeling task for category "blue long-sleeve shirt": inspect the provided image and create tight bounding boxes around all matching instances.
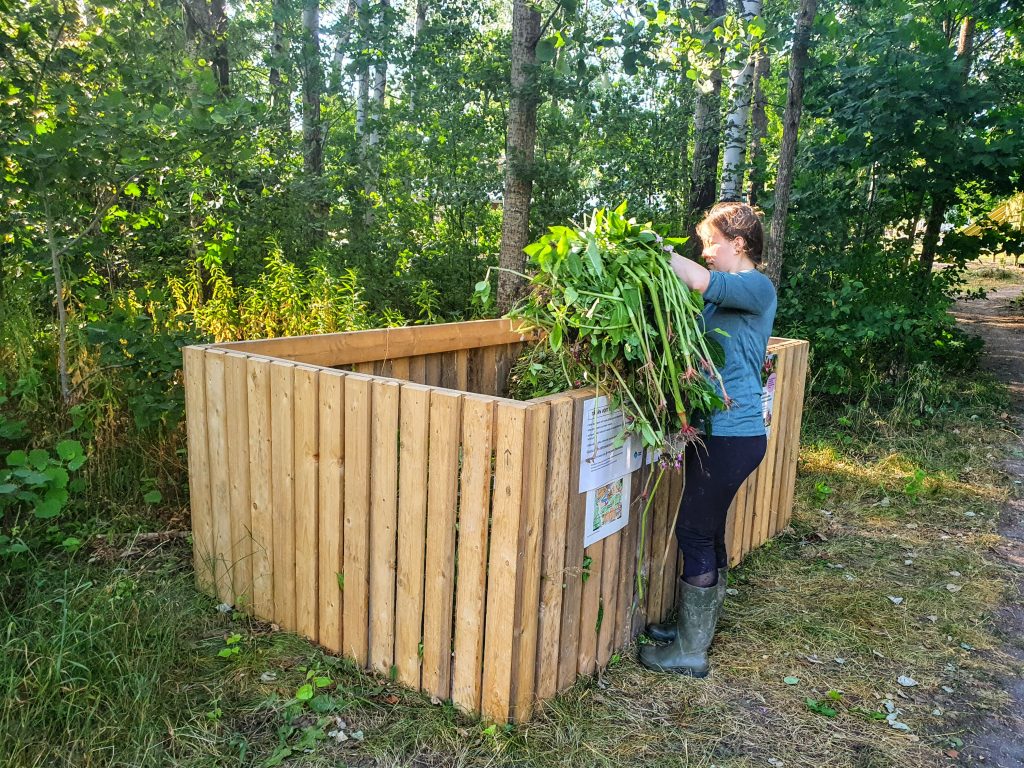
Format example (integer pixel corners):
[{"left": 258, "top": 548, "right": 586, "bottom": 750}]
[{"left": 699, "top": 269, "right": 777, "bottom": 436}]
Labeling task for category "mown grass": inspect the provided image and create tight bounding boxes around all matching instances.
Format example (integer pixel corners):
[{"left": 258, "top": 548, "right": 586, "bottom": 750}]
[{"left": 1, "top": 373, "right": 1021, "bottom": 768}]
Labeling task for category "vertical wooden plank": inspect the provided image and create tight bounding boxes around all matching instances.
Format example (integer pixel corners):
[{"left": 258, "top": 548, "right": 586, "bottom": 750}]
[
  {"left": 369, "top": 379, "right": 400, "bottom": 675},
  {"left": 534, "top": 397, "right": 572, "bottom": 702},
  {"left": 494, "top": 342, "right": 519, "bottom": 398},
  {"left": 205, "top": 350, "right": 233, "bottom": 605},
  {"left": 763, "top": 348, "right": 793, "bottom": 541},
  {"left": 423, "top": 353, "right": 442, "bottom": 387},
  {"left": 633, "top": 464, "right": 660, "bottom": 636},
  {"left": 455, "top": 349, "right": 469, "bottom": 391},
  {"left": 646, "top": 464, "right": 671, "bottom": 624},
  {"left": 247, "top": 357, "right": 274, "bottom": 621},
  {"left": 779, "top": 344, "right": 809, "bottom": 530},
  {"left": 621, "top": 463, "right": 646, "bottom": 644},
  {"left": 452, "top": 395, "right": 496, "bottom": 715},
  {"left": 318, "top": 370, "right": 345, "bottom": 654},
  {"left": 184, "top": 347, "right": 214, "bottom": 595},
  {"left": 741, "top": 451, "right": 760, "bottom": 561},
  {"left": 439, "top": 351, "right": 458, "bottom": 389},
  {"left": 478, "top": 346, "right": 498, "bottom": 397},
  {"left": 355, "top": 361, "right": 375, "bottom": 375},
  {"left": 481, "top": 402, "right": 527, "bottom": 723},
  {"left": 727, "top": 479, "right": 748, "bottom": 568},
  {"left": 596, "top": 529, "right": 620, "bottom": 670},
  {"left": 421, "top": 390, "right": 462, "bottom": 700},
  {"left": 224, "top": 353, "right": 253, "bottom": 609},
  {"left": 391, "top": 357, "right": 410, "bottom": 382},
  {"left": 407, "top": 355, "right": 426, "bottom": 385},
  {"left": 577, "top": 538, "right": 603, "bottom": 676},
  {"left": 556, "top": 396, "right": 587, "bottom": 692},
  {"left": 511, "top": 405, "right": 550, "bottom": 722},
  {"left": 659, "top": 468, "right": 684, "bottom": 621},
  {"left": 395, "top": 384, "right": 431, "bottom": 690},
  {"left": 270, "top": 361, "right": 296, "bottom": 630},
  {"left": 343, "top": 374, "right": 372, "bottom": 666},
  {"left": 294, "top": 366, "right": 320, "bottom": 642}
]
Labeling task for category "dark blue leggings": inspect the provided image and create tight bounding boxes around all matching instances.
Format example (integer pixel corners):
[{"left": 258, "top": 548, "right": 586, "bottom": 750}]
[{"left": 674, "top": 434, "right": 767, "bottom": 586}]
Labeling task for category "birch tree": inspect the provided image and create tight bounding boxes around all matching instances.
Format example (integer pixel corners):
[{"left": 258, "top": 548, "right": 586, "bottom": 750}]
[
  {"left": 746, "top": 50, "right": 770, "bottom": 205},
  {"left": 496, "top": 0, "right": 541, "bottom": 313},
  {"left": 763, "top": 0, "right": 816, "bottom": 287},
  {"left": 718, "top": 0, "right": 763, "bottom": 202}
]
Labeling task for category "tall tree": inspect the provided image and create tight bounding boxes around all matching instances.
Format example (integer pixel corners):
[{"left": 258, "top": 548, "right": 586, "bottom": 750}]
[
  {"left": 918, "top": 14, "right": 977, "bottom": 275},
  {"left": 745, "top": 50, "right": 770, "bottom": 206},
  {"left": 719, "top": 0, "right": 763, "bottom": 202},
  {"left": 181, "top": 0, "right": 229, "bottom": 95},
  {"left": 496, "top": 0, "right": 541, "bottom": 313},
  {"left": 687, "top": 0, "right": 727, "bottom": 255},
  {"left": 362, "top": 0, "right": 391, "bottom": 220},
  {"left": 301, "top": 0, "right": 323, "bottom": 176},
  {"left": 763, "top": 0, "right": 817, "bottom": 287}
]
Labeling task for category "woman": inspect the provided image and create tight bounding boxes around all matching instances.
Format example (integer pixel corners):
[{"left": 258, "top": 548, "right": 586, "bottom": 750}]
[{"left": 639, "top": 201, "right": 777, "bottom": 677}]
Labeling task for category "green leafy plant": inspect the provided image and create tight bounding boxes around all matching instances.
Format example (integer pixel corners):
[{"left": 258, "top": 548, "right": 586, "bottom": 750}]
[{"left": 217, "top": 633, "right": 242, "bottom": 659}]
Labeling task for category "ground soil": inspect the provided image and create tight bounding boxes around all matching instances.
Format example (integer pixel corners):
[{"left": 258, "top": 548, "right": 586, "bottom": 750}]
[{"left": 953, "top": 284, "right": 1024, "bottom": 767}]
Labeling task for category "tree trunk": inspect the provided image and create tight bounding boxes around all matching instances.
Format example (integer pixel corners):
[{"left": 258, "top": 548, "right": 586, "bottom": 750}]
[
  {"left": 210, "top": 0, "right": 229, "bottom": 95},
  {"left": 43, "top": 195, "right": 70, "bottom": 404},
  {"left": 687, "top": 0, "right": 727, "bottom": 256},
  {"left": 415, "top": 0, "right": 427, "bottom": 35},
  {"left": 763, "top": 0, "right": 817, "bottom": 288},
  {"left": 746, "top": 51, "right": 770, "bottom": 206},
  {"left": 331, "top": 0, "right": 356, "bottom": 93},
  {"left": 354, "top": 0, "right": 370, "bottom": 148},
  {"left": 270, "top": 0, "right": 285, "bottom": 118},
  {"left": 301, "top": 0, "right": 323, "bottom": 177},
  {"left": 719, "top": 0, "right": 763, "bottom": 202},
  {"left": 496, "top": 0, "right": 541, "bottom": 314},
  {"left": 917, "top": 15, "right": 976, "bottom": 275}
]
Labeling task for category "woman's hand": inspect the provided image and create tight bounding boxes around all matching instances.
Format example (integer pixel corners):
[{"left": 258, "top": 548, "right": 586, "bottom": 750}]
[{"left": 669, "top": 252, "right": 711, "bottom": 294}]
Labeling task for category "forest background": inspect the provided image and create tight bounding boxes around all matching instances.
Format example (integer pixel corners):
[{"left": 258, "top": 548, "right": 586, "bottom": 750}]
[{"left": 1, "top": 0, "right": 1023, "bottom": 765}]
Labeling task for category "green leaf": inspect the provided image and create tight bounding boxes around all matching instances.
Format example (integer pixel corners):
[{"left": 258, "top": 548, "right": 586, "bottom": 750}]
[
  {"left": 336, "top": 572, "right": 344, "bottom": 590},
  {"left": 28, "top": 449, "right": 49, "bottom": 470},
  {"left": 783, "top": 676, "right": 800, "bottom": 685},
  {"left": 549, "top": 323, "right": 563, "bottom": 351},
  {"left": 56, "top": 440, "right": 83, "bottom": 461},
  {"left": 564, "top": 286, "right": 579, "bottom": 305},
  {"left": 585, "top": 235, "right": 603, "bottom": 277},
  {"left": 143, "top": 490, "right": 162, "bottom": 504},
  {"left": 0, "top": 483, "right": 18, "bottom": 494},
  {"left": 536, "top": 38, "right": 556, "bottom": 63},
  {"left": 33, "top": 497, "right": 63, "bottom": 519},
  {"left": 295, "top": 683, "right": 314, "bottom": 701},
  {"left": 313, "top": 676, "right": 332, "bottom": 688},
  {"left": 123, "top": 182, "right": 142, "bottom": 197},
  {"left": 805, "top": 698, "right": 838, "bottom": 717}
]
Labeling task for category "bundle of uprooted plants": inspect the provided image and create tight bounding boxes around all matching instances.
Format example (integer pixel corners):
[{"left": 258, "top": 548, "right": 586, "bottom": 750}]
[{"left": 481, "top": 203, "right": 730, "bottom": 594}]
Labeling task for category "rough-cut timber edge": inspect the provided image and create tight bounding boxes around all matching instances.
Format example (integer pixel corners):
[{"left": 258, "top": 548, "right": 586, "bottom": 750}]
[{"left": 183, "top": 319, "right": 809, "bottom": 724}]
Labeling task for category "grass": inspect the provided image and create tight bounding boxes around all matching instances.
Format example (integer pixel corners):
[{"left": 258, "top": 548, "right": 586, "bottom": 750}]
[
  {"left": 1, "top": 374, "right": 1021, "bottom": 767},
  {"left": 959, "top": 261, "right": 1024, "bottom": 293}
]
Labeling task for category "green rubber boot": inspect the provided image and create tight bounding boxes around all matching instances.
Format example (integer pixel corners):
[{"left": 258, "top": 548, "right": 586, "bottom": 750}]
[
  {"left": 638, "top": 576, "right": 722, "bottom": 677},
  {"left": 645, "top": 567, "right": 727, "bottom": 644}
]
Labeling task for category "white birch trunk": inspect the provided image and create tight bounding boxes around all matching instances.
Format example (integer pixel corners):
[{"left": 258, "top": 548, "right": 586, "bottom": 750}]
[{"left": 719, "top": 0, "right": 763, "bottom": 202}]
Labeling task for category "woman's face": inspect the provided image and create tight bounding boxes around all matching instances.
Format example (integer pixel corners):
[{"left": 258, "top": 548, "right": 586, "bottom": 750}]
[{"left": 701, "top": 227, "right": 747, "bottom": 273}]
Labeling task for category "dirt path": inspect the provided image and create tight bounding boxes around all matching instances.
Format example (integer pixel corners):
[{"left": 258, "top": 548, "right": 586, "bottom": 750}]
[{"left": 952, "top": 285, "right": 1024, "bottom": 767}]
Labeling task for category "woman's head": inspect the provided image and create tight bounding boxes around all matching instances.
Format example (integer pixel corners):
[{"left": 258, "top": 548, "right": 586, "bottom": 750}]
[{"left": 696, "top": 202, "right": 764, "bottom": 272}]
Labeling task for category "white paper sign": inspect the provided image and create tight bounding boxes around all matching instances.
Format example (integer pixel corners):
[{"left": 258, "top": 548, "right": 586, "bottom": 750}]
[
  {"left": 583, "top": 474, "right": 631, "bottom": 548},
  {"left": 578, "top": 396, "right": 643, "bottom": 494},
  {"left": 762, "top": 353, "right": 778, "bottom": 439}
]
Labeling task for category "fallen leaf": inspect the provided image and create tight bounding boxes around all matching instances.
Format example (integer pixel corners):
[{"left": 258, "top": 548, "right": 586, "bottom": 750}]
[
  {"left": 960, "top": 642, "right": 974, "bottom": 651},
  {"left": 889, "top": 721, "right": 911, "bottom": 732},
  {"left": 889, "top": 596, "right": 904, "bottom": 605},
  {"left": 945, "top": 584, "right": 962, "bottom": 593},
  {"left": 927, "top": 615, "right": 938, "bottom": 623},
  {"left": 949, "top": 571, "right": 961, "bottom": 577},
  {"left": 726, "top": 588, "right": 739, "bottom": 596},
  {"left": 383, "top": 694, "right": 400, "bottom": 705},
  {"left": 259, "top": 671, "right": 278, "bottom": 683},
  {"left": 784, "top": 676, "right": 800, "bottom": 685},
  {"left": 834, "top": 657, "right": 846, "bottom": 665},
  {"left": 941, "top": 685, "right": 955, "bottom": 694},
  {"left": 945, "top": 749, "right": 959, "bottom": 758},
  {"left": 350, "top": 730, "right": 364, "bottom": 741},
  {"left": 897, "top": 675, "right": 918, "bottom": 687}
]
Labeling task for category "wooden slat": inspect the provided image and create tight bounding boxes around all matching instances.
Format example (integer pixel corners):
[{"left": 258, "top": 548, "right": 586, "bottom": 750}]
[
  {"left": 741, "top": 449, "right": 760, "bottom": 560},
  {"left": 577, "top": 538, "right": 603, "bottom": 676},
  {"left": 205, "top": 350, "right": 233, "bottom": 605},
  {"left": 270, "top": 361, "right": 297, "bottom": 630},
  {"left": 369, "top": 379, "right": 400, "bottom": 675},
  {"left": 354, "top": 361, "right": 375, "bottom": 375},
  {"left": 317, "top": 370, "right": 345, "bottom": 654},
  {"left": 481, "top": 402, "right": 528, "bottom": 723},
  {"left": 660, "top": 468, "right": 684, "bottom": 621},
  {"left": 452, "top": 395, "right": 496, "bottom": 715},
  {"left": 214, "top": 318, "right": 540, "bottom": 368},
  {"left": 183, "top": 347, "right": 214, "bottom": 595},
  {"left": 764, "top": 348, "right": 793, "bottom": 540},
  {"left": 478, "top": 346, "right": 498, "bottom": 397},
  {"left": 246, "top": 357, "right": 274, "bottom": 620},
  {"left": 727, "top": 478, "right": 748, "bottom": 568},
  {"left": 395, "top": 384, "right": 431, "bottom": 690},
  {"left": 423, "top": 353, "right": 442, "bottom": 387},
  {"left": 343, "top": 374, "right": 372, "bottom": 666},
  {"left": 407, "top": 355, "right": 426, "bottom": 384},
  {"left": 439, "top": 351, "right": 458, "bottom": 389},
  {"left": 646, "top": 463, "right": 671, "bottom": 624},
  {"left": 556, "top": 396, "right": 587, "bottom": 692},
  {"left": 421, "top": 389, "right": 462, "bottom": 700},
  {"left": 511, "top": 405, "right": 550, "bottom": 721},
  {"left": 534, "top": 397, "right": 573, "bottom": 702},
  {"left": 779, "top": 344, "right": 809, "bottom": 530},
  {"left": 224, "top": 353, "right": 253, "bottom": 609},
  {"left": 622, "top": 462, "right": 647, "bottom": 644},
  {"left": 596, "top": 529, "right": 620, "bottom": 669},
  {"left": 455, "top": 349, "right": 469, "bottom": 391},
  {"left": 294, "top": 366, "right": 320, "bottom": 642},
  {"left": 390, "top": 357, "right": 410, "bottom": 382}
]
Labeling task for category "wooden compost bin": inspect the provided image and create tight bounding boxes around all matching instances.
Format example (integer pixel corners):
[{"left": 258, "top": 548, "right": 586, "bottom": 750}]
[{"left": 183, "top": 319, "right": 809, "bottom": 723}]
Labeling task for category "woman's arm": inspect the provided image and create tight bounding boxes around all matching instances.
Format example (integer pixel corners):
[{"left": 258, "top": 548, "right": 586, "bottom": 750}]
[{"left": 668, "top": 252, "right": 711, "bottom": 294}]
